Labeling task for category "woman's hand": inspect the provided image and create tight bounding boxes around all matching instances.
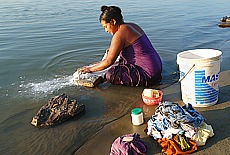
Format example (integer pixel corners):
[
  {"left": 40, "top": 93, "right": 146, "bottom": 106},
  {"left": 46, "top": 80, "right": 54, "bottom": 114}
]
[{"left": 78, "top": 66, "right": 92, "bottom": 74}]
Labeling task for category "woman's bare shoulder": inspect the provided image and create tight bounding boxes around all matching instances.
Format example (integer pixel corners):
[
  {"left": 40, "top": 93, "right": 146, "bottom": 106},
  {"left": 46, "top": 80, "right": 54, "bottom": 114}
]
[
  {"left": 120, "top": 23, "right": 144, "bottom": 35},
  {"left": 118, "top": 23, "right": 144, "bottom": 45}
]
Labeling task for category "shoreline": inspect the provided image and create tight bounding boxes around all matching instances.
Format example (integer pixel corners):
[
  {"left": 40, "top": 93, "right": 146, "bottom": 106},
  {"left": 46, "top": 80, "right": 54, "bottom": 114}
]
[{"left": 74, "top": 70, "right": 230, "bottom": 155}]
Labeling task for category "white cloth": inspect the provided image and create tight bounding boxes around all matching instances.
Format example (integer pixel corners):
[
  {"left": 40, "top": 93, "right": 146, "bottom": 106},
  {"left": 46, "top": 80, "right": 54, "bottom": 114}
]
[
  {"left": 73, "top": 65, "right": 110, "bottom": 81},
  {"left": 71, "top": 55, "right": 120, "bottom": 85},
  {"left": 191, "top": 122, "right": 214, "bottom": 146}
]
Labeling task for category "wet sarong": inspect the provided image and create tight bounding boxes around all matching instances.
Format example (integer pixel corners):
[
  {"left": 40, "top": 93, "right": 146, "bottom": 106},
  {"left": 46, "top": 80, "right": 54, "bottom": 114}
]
[{"left": 105, "top": 33, "right": 162, "bottom": 86}]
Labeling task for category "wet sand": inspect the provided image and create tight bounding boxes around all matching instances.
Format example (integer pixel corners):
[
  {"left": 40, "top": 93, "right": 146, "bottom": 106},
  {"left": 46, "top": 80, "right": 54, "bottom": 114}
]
[{"left": 75, "top": 70, "right": 230, "bottom": 155}]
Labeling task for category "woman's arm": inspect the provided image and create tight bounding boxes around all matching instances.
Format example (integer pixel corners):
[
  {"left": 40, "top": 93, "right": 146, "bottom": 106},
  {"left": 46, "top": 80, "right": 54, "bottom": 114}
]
[{"left": 79, "top": 32, "right": 125, "bottom": 74}]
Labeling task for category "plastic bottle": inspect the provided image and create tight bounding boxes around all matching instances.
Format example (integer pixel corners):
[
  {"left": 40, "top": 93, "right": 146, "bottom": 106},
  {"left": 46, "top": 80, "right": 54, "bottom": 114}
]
[{"left": 131, "top": 108, "right": 144, "bottom": 125}]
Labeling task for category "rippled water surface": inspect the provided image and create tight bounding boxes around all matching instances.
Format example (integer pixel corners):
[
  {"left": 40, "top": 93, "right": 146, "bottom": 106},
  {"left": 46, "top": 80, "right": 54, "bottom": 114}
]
[{"left": 0, "top": 0, "right": 229, "bottom": 154}]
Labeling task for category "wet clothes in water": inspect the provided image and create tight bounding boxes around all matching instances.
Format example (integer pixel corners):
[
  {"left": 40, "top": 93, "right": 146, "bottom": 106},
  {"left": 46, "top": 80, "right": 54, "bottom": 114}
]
[{"left": 105, "top": 33, "right": 162, "bottom": 86}]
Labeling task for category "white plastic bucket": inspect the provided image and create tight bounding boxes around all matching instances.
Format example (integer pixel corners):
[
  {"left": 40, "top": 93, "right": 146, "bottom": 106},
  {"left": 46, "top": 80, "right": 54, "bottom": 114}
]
[{"left": 177, "top": 49, "right": 222, "bottom": 107}]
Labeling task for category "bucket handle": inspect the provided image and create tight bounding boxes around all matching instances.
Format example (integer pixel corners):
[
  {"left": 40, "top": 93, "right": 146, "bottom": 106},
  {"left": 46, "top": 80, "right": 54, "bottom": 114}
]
[{"left": 178, "top": 64, "right": 195, "bottom": 82}]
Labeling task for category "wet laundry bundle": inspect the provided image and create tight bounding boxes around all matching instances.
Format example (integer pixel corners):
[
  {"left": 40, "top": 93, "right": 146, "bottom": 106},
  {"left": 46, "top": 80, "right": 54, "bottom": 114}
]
[
  {"left": 31, "top": 93, "right": 85, "bottom": 127},
  {"left": 72, "top": 56, "right": 120, "bottom": 87},
  {"left": 110, "top": 133, "right": 147, "bottom": 155},
  {"left": 72, "top": 69, "right": 105, "bottom": 88},
  {"left": 146, "top": 101, "right": 214, "bottom": 155}
]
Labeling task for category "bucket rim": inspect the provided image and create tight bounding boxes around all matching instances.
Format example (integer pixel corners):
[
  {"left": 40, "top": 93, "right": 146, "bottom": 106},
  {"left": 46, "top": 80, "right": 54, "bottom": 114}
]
[{"left": 177, "top": 49, "right": 222, "bottom": 63}]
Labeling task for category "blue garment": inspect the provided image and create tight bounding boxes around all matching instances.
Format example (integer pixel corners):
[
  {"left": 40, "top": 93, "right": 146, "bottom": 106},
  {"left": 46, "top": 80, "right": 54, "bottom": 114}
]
[
  {"left": 182, "top": 103, "right": 205, "bottom": 128},
  {"left": 156, "top": 101, "right": 205, "bottom": 129},
  {"left": 150, "top": 114, "right": 171, "bottom": 131},
  {"left": 147, "top": 101, "right": 205, "bottom": 139}
]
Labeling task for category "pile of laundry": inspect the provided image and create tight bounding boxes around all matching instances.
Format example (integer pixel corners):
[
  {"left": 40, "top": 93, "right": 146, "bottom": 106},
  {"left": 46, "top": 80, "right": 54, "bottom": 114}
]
[{"left": 146, "top": 101, "right": 214, "bottom": 155}]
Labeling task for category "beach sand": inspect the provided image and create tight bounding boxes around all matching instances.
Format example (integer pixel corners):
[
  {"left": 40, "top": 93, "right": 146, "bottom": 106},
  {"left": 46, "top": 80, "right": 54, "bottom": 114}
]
[{"left": 75, "top": 70, "right": 230, "bottom": 155}]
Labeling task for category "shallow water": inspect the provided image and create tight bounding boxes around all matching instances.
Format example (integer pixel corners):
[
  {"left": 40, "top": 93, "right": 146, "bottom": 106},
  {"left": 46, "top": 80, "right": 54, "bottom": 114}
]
[{"left": 0, "top": 0, "right": 229, "bottom": 154}]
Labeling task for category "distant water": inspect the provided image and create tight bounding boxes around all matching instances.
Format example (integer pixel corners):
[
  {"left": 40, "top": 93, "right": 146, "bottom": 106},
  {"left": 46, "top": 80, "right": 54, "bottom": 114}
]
[{"left": 0, "top": 0, "right": 229, "bottom": 154}]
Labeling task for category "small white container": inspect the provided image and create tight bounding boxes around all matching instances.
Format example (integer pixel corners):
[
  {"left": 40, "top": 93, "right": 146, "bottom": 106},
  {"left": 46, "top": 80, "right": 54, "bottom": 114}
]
[{"left": 131, "top": 108, "right": 144, "bottom": 125}]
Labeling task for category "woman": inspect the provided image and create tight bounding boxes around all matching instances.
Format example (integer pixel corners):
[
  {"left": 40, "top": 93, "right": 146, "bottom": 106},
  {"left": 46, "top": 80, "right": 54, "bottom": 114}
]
[{"left": 79, "top": 5, "right": 162, "bottom": 86}]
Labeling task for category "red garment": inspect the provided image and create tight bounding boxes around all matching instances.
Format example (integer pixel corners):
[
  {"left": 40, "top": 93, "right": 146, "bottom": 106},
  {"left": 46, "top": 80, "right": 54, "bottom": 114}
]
[{"left": 157, "top": 137, "right": 197, "bottom": 155}]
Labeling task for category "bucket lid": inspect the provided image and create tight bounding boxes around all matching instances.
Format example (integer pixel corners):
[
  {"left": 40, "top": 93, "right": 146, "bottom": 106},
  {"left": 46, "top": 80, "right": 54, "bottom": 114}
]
[
  {"left": 131, "top": 108, "right": 142, "bottom": 115},
  {"left": 177, "top": 49, "right": 222, "bottom": 64}
]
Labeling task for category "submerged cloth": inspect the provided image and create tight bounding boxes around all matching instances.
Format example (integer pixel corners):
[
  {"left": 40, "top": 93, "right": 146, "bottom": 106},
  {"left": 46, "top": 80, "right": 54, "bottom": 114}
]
[
  {"left": 72, "top": 65, "right": 110, "bottom": 87},
  {"left": 110, "top": 133, "right": 147, "bottom": 155},
  {"left": 72, "top": 56, "right": 120, "bottom": 87},
  {"left": 191, "top": 122, "right": 214, "bottom": 146},
  {"left": 105, "top": 33, "right": 162, "bottom": 86},
  {"left": 157, "top": 136, "right": 197, "bottom": 155}
]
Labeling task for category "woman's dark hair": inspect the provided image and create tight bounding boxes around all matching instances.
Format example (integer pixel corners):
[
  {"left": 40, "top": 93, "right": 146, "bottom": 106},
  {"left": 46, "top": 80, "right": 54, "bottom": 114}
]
[{"left": 99, "top": 5, "right": 124, "bottom": 23}]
